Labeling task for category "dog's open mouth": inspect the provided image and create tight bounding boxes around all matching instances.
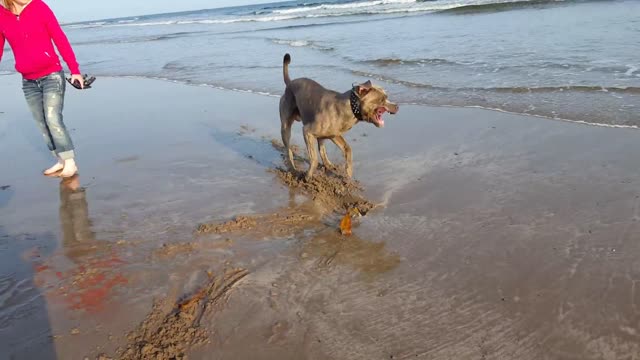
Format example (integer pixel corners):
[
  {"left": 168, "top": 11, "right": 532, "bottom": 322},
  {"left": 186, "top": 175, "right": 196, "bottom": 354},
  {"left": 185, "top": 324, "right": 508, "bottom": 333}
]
[{"left": 373, "top": 107, "right": 387, "bottom": 127}]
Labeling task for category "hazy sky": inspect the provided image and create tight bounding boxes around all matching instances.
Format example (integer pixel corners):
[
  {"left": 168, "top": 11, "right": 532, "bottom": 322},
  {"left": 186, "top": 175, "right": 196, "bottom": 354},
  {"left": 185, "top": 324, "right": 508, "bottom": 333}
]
[{"left": 45, "top": 0, "right": 286, "bottom": 22}]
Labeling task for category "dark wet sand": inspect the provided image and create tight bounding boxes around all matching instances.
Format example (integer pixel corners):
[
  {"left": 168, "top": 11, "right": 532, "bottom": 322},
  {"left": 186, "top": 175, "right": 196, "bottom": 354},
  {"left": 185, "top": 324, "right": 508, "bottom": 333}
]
[{"left": 1, "top": 76, "right": 640, "bottom": 359}]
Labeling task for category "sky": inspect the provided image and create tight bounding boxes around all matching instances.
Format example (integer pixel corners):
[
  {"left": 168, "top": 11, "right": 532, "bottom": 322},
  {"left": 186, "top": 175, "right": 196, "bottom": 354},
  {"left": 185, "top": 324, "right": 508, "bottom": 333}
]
[{"left": 46, "top": 0, "right": 287, "bottom": 22}]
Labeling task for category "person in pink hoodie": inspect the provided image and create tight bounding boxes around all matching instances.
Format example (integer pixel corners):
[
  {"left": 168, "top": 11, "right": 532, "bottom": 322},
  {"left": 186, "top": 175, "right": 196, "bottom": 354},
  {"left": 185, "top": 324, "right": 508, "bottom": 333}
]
[{"left": 1, "top": 0, "right": 84, "bottom": 178}]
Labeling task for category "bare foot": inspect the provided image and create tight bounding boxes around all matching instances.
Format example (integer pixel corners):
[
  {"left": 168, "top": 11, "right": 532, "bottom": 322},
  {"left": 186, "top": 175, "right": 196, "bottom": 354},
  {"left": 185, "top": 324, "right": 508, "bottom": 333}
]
[
  {"left": 58, "top": 159, "right": 78, "bottom": 178},
  {"left": 43, "top": 160, "right": 64, "bottom": 176}
]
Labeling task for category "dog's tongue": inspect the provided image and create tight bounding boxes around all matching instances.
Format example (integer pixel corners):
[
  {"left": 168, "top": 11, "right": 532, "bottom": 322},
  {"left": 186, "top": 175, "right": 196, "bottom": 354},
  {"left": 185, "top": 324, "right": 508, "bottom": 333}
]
[{"left": 376, "top": 108, "right": 386, "bottom": 127}]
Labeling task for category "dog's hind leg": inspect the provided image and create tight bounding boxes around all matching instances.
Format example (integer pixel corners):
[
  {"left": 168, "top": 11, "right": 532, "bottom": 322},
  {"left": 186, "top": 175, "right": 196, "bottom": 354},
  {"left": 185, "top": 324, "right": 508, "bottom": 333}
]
[
  {"left": 280, "top": 96, "right": 297, "bottom": 172},
  {"left": 281, "top": 119, "right": 296, "bottom": 171},
  {"left": 318, "top": 139, "right": 335, "bottom": 170},
  {"left": 331, "top": 135, "right": 353, "bottom": 178},
  {"left": 303, "top": 127, "right": 319, "bottom": 180}
]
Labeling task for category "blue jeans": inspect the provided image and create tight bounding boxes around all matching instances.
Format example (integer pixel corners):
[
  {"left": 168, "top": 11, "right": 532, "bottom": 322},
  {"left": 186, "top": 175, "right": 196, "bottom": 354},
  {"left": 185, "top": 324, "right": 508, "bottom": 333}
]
[{"left": 22, "top": 71, "right": 75, "bottom": 160}]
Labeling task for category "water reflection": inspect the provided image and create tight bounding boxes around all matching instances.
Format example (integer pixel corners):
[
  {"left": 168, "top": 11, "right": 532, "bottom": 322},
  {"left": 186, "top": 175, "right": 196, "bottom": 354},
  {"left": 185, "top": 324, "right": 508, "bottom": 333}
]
[
  {"left": 54, "top": 176, "right": 127, "bottom": 313},
  {"left": 59, "top": 175, "right": 96, "bottom": 263}
]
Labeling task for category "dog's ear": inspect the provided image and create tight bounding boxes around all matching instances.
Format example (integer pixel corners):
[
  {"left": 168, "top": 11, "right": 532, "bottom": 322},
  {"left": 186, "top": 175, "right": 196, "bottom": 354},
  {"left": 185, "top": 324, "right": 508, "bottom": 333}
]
[{"left": 354, "top": 80, "right": 373, "bottom": 97}]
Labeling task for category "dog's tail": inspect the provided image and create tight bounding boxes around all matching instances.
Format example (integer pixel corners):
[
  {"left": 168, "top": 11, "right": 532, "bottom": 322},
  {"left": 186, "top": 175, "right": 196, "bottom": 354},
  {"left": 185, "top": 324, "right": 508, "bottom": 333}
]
[{"left": 283, "top": 53, "right": 291, "bottom": 86}]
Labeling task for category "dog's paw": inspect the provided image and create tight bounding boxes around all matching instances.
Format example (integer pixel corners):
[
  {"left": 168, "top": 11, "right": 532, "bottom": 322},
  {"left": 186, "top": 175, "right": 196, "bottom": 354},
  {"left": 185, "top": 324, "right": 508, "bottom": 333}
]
[
  {"left": 346, "top": 167, "right": 353, "bottom": 179},
  {"left": 323, "top": 164, "right": 338, "bottom": 173}
]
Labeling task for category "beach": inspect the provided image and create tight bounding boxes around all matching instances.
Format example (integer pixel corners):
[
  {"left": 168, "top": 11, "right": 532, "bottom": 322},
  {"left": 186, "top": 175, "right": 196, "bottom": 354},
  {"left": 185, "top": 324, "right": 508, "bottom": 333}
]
[{"left": 1, "top": 75, "right": 640, "bottom": 359}]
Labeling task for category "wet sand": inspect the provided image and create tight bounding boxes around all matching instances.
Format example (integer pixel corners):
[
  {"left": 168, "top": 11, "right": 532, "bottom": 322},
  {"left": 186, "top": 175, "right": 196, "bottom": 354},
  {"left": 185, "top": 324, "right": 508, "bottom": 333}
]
[{"left": 1, "top": 75, "right": 640, "bottom": 359}]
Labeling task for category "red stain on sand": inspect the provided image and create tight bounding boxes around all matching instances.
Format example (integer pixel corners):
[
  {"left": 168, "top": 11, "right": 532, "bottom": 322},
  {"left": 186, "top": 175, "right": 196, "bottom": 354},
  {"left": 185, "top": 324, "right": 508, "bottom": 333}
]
[
  {"left": 67, "top": 273, "right": 128, "bottom": 312},
  {"left": 34, "top": 264, "right": 50, "bottom": 273},
  {"left": 39, "top": 254, "right": 129, "bottom": 313}
]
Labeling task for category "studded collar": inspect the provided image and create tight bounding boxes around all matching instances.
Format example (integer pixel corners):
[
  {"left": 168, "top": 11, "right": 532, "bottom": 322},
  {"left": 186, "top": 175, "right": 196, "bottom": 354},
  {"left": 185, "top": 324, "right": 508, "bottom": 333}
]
[{"left": 350, "top": 90, "right": 363, "bottom": 121}]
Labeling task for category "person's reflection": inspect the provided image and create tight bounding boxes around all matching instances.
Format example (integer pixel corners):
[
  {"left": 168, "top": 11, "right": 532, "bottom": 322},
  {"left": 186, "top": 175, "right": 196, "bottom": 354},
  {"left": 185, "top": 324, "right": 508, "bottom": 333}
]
[
  {"left": 59, "top": 175, "right": 96, "bottom": 262},
  {"left": 55, "top": 176, "right": 127, "bottom": 313}
]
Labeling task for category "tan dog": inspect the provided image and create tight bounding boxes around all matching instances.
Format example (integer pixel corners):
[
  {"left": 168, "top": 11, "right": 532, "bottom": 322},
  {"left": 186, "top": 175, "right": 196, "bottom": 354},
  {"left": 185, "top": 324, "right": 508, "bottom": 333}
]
[{"left": 279, "top": 53, "right": 399, "bottom": 179}]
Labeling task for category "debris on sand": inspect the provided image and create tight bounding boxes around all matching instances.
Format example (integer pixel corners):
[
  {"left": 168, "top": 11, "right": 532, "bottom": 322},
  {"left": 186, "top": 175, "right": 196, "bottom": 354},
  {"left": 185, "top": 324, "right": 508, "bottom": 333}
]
[
  {"left": 339, "top": 208, "right": 362, "bottom": 236},
  {"left": 340, "top": 213, "right": 353, "bottom": 236},
  {"left": 118, "top": 268, "right": 248, "bottom": 360}
]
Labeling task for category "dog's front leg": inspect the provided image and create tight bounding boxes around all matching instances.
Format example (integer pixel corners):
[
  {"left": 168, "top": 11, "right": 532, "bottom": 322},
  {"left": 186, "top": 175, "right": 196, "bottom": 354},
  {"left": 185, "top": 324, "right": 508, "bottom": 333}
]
[
  {"left": 332, "top": 135, "right": 353, "bottom": 178},
  {"left": 303, "top": 127, "right": 319, "bottom": 179}
]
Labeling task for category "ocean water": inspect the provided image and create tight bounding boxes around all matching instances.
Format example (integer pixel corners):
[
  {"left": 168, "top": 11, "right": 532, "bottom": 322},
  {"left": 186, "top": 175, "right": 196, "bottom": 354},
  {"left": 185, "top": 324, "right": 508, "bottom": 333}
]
[{"left": 2, "top": 0, "right": 639, "bottom": 126}]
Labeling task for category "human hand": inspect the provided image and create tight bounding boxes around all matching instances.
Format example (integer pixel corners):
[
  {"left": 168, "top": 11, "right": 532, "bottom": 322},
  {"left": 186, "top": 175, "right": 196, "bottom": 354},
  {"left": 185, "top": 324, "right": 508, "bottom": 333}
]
[{"left": 70, "top": 74, "right": 84, "bottom": 89}]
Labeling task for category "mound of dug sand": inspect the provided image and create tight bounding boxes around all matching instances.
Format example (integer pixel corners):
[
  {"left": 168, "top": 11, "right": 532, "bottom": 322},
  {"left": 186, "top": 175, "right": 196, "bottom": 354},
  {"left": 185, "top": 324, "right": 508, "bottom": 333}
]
[
  {"left": 269, "top": 137, "right": 376, "bottom": 214},
  {"left": 196, "top": 212, "right": 316, "bottom": 236},
  {"left": 270, "top": 167, "right": 376, "bottom": 215},
  {"left": 197, "top": 134, "right": 378, "bottom": 237},
  {"left": 118, "top": 269, "right": 248, "bottom": 360}
]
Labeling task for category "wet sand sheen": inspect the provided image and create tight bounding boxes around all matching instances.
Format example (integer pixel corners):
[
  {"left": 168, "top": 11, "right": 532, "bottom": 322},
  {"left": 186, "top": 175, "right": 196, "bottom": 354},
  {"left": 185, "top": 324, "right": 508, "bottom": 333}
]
[{"left": 1, "top": 76, "right": 640, "bottom": 359}]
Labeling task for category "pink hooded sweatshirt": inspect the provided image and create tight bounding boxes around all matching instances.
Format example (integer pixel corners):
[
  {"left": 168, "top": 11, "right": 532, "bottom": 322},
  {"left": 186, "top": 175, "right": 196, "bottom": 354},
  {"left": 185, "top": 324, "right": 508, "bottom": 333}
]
[{"left": 0, "top": 0, "right": 80, "bottom": 80}]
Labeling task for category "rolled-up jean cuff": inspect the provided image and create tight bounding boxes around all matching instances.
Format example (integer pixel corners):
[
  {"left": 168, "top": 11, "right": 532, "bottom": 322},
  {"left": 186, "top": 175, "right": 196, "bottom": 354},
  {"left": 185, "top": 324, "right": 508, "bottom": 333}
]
[{"left": 58, "top": 150, "right": 75, "bottom": 160}]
